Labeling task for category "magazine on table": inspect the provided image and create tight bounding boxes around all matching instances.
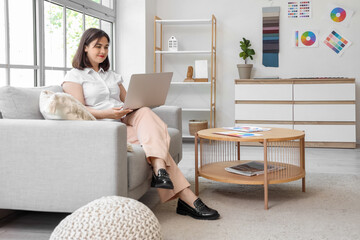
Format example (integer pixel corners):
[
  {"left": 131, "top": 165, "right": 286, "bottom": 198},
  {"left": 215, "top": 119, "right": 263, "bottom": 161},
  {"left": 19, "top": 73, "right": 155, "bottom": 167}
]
[
  {"left": 223, "top": 126, "right": 271, "bottom": 133},
  {"left": 214, "top": 131, "right": 263, "bottom": 138},
  {"left": 225, "top": 161, "right": 284, "bottom": 176}
]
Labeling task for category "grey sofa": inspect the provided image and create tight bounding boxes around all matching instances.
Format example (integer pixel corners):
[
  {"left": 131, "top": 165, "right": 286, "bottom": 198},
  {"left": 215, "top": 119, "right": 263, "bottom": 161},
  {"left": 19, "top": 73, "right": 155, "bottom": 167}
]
[{"left": 0, "top": 86, "right": 182, "bottom": 212}]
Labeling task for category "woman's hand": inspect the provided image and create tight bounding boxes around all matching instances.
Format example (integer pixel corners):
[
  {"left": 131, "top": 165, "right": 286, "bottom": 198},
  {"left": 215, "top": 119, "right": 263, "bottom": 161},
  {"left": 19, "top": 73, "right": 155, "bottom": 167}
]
[{"left": 102, "top": 107, "right": 133, "bottom": 119}]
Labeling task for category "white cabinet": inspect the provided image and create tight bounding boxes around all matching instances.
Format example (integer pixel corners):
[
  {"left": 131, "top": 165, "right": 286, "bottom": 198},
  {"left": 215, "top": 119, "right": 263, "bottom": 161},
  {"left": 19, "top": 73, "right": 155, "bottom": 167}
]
[
  {"left": 154, "top": 16, "right": 217, "bottom": 138},
  {"left": 235, "top": 78, "right": 356, "bottom": 148}
]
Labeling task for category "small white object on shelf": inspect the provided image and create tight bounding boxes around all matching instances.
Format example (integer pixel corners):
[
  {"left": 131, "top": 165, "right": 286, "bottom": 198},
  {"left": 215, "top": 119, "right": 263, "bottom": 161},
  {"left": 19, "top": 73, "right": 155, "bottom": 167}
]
[
  {"left": 168, "top": 36, "right": 178, "bottom": 51},
  {"left": 195, "top": 60, "right": 208, "bottom": 79}
]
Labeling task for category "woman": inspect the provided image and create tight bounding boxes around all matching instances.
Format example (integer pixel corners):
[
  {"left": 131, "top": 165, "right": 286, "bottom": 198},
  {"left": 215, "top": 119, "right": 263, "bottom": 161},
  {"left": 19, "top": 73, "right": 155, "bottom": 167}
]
[{"left": 62, "top": 28, "right": 219, "bottom": 220}]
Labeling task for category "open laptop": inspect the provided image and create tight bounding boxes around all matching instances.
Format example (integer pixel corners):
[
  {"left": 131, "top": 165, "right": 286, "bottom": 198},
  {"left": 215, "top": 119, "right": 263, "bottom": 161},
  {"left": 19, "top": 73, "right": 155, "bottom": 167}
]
[{"left": 123, "top": 72, "right": 173, "bottom": 110}]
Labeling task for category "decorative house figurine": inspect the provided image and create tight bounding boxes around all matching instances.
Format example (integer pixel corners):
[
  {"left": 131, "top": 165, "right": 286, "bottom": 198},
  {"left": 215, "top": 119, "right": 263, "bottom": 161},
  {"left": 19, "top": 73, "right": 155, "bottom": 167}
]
[{"left": 168, "top": 36, "right": 178, "bottom": 51}]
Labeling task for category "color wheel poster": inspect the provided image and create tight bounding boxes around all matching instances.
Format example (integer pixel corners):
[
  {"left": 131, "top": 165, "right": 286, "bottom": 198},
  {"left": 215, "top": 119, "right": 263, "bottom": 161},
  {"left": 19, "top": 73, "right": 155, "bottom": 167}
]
[
  {"left": 294, "top": 30, "right": 318, "bottom": 48},
  {"left": 327, "top": 3, "right": 354, "bottom": 26},
  {"left": 323, "top": 30, "right": 351, "bottom": 56}
]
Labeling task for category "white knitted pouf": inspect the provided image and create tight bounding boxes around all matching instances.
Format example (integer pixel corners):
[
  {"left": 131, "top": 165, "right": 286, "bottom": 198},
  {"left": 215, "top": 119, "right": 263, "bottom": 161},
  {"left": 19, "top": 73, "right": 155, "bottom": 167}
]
[{"left": 50, "top": 196, "right": 162, "bottom": 240}]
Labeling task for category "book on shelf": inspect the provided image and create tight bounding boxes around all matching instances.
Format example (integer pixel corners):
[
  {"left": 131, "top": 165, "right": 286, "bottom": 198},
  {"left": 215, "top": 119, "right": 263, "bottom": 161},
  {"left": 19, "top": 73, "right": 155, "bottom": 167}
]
[
  {"left": 225, "top": 161, "right": 284, "bottom": 177},
  {"left": 223, "top": 126, "right": 271, "bottom": 133},
  {"left": 214, "top": 131, "right": 262, "bottom": 138}
]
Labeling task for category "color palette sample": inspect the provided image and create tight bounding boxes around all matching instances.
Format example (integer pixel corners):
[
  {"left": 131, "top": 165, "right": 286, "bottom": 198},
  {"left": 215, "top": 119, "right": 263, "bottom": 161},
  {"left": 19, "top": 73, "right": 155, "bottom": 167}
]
[
  {"left": 327, "top": 4, "right": 354, "bottom": 26},
  {"left": 294, "top": 30, "right": 318, "bottom": 48},
  {"left": 323, "top": 30, "right": 351, "bottom": 56},
  {"left": 288, "top": 1, "right": 311, "bottom": 18},
  {"left": 262, "top": 7, "right": 280, "bottom": 67},
  {"left": 299, "top": 1, "right": 311, "bottom": 18},
  {"left": 288, "top": 2, "right": 298, "bottom": 18}
]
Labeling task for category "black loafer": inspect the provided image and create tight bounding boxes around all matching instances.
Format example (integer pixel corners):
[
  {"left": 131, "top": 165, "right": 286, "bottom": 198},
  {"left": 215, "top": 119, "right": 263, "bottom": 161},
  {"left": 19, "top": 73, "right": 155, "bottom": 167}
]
[
  {"left": 151, "top": 168, "right": 174, "bottom": 189},
  {"left": 176, "top": 198, "right": 220, "bottom": 220}
]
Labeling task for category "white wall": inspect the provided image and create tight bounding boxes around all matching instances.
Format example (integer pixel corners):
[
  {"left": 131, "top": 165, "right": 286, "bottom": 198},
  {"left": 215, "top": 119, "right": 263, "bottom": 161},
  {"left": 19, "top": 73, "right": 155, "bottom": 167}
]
[
  {"left": 116, "top": 0, "right": 147, "bottom": 89},
  {"left": 117, "top": 0, "right": 360, "bottom": 143}
]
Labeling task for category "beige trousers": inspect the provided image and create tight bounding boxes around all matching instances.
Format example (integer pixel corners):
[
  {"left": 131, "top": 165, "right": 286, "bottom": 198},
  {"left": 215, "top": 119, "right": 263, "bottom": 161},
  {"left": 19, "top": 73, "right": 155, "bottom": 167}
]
[{"left": 121, "top": 107, "right": 190, "bottom": 203}]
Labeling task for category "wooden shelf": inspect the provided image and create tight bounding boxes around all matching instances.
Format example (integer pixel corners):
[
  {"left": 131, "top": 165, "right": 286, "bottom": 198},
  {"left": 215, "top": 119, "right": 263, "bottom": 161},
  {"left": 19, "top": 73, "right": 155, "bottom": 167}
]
[
  {"left": 171, "top": 82, "right": 210, "bottom": 85},
  {"left": 182, "top": 108, "right": 211, "bottom": 112},
  {"left": 155, "top": 50, "right": 213, "bottom": 54},
  {"left": 182, "top": 135, "right": 195, "bottom": 139},
  {"left": 155, "top": 19, "right": 212, "bottom": 25}
]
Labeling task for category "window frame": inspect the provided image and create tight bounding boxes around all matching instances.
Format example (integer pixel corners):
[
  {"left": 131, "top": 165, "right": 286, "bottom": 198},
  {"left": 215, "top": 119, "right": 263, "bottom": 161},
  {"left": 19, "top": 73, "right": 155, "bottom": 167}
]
[{"left": 0, "top": 0, "right": 116, "bottom": 87}]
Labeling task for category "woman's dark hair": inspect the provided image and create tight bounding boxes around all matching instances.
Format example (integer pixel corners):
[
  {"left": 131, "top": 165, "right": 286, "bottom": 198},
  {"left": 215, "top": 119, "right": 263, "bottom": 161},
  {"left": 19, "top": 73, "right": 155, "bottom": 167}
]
[{"left": 72, "top": 28, "right": 110, "bottom": 71}]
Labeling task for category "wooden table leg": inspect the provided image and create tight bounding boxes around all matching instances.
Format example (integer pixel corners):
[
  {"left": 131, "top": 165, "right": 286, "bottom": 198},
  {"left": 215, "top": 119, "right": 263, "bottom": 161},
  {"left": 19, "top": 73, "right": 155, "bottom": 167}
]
[
  {"left": 195, "top": 133, "right": 199, "bottom": 196},
  {"left": 264, "top": 139, "right": 268, "bottom": 210}
]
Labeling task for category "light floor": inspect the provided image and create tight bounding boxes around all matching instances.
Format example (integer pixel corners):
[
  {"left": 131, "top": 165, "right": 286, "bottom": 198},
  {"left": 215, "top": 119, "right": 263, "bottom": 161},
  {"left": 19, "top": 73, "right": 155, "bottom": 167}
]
[{"left": 0, "top": 143, "right": 359, "bottom": 240}]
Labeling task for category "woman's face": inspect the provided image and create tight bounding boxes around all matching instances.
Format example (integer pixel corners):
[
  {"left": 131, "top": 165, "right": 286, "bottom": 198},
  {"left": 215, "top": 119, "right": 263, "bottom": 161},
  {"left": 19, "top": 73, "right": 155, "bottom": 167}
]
[{"left": 84, "top": 36, "right": 109, "bottom": 68}]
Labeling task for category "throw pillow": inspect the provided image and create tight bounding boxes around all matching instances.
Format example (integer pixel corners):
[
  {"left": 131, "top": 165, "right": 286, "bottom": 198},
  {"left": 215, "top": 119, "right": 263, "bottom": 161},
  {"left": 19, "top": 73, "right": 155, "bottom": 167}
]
[
  {"left": 39, "top": 90, "right": 133, "bottom": 152},
  {"left": 39, "top": 90, "right": 96, "bottom": 120}
]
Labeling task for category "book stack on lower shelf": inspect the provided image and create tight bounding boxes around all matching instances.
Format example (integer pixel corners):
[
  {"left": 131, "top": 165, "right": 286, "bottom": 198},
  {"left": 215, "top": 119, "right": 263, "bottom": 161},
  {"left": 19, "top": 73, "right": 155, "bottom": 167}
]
[{"left": 225, "top": 161, "right": 285, "bottom": 177}]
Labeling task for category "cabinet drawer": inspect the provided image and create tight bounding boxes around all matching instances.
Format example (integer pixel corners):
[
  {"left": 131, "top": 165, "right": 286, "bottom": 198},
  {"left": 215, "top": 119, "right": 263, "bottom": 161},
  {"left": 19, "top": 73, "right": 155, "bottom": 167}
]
[
  {"left": 294, "top": 124, "right": 356, "bottom": 142},
  {"left": 235, "top": 104, "right": 293, "bottom": 121},
  {"left": 235, "top": 84, "right": 292, "bottom": 100},
  {"left": 294, "top": 84, "right": 355, "bottom": 101},
  {"left": 294, "top": 104, "right": 355, "bottom": 121}
]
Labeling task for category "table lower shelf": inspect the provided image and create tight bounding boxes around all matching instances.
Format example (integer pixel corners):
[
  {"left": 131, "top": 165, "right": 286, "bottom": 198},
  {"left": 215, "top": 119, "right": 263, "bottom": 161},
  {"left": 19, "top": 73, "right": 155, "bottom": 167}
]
[{"left": 198, "top": 161, "right": 305, "bottom": 185}]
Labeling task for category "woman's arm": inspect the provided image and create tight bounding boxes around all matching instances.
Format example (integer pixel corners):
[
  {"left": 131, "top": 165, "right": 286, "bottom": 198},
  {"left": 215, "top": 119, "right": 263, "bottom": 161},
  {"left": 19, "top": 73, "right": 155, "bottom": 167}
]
[
  {"left": 62, "top": 82, "right": 132, "bottom": 119},
  {"left": 119, "top": 83, "right": 127, "bottom": 102}
]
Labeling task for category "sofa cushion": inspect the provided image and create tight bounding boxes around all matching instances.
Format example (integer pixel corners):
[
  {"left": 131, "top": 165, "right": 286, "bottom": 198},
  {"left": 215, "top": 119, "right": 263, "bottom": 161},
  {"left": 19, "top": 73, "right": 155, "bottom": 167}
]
[
  {"left": 39, "top": 90, "right": 96, "bottom": 120},
  {"left": 0, "top": 85, "right": 63, "bottom": 119},
  {"left": 127, "top": 128, "right": 181, "bottom": 191}
]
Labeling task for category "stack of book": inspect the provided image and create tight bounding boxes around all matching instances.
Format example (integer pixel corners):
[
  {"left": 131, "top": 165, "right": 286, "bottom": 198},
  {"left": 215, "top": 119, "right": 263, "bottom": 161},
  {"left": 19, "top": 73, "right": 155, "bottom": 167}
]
[
  {"left": 214, "top": 126, "right": 271, "bottom": 138},
  {"left": 225, "top": 161, "right": 284, "bottom": 177}
]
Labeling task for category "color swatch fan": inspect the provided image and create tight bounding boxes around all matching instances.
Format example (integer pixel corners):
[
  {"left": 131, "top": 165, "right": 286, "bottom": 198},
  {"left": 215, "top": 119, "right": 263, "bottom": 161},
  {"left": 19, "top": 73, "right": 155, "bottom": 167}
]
[
  {"left": 327, "top": 4, "right": 354, "bottom": 26},
  {"left": 294, "top": 30, "right": 318, "bottom": 47}
]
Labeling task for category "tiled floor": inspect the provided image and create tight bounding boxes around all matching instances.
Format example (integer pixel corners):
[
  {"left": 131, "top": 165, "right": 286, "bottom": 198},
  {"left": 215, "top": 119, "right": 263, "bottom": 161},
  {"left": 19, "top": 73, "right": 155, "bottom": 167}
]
[{"left": 0, "top": 143, "right": 359, "bottom": 239}]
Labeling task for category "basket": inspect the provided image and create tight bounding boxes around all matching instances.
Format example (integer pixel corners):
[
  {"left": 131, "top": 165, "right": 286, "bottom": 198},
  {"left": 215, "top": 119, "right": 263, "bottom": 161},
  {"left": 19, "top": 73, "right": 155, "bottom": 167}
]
[{"left": 189, "top": 120, "right": 208, "bottom": 136}]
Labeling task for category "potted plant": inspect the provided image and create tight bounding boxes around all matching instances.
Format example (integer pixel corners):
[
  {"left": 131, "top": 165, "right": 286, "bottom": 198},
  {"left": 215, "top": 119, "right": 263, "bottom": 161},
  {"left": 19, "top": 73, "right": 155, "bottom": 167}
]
[{"left": 237, "top": 38, "right": 255, "bottom": 79}]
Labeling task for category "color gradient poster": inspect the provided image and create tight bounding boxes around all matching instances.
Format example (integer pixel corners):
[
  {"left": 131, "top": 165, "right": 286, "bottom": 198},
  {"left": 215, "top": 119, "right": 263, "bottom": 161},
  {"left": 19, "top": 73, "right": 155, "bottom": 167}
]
[
  {"left": 294, "top": 30, "right": 319, "bottom": 47},
  {"left": 323, "top": 30, "right": 351, "bottom": 56},
  {"left": 327, "top": 4, "right": 354, "bottom": 26},
  {"left": 263, "top": 7, "right": 280, "bottom": 67}
]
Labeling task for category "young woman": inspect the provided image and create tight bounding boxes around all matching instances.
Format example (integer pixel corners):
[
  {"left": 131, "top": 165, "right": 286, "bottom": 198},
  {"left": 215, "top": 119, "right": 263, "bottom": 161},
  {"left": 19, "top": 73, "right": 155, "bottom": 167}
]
[{"left": 62, "top": 28, "right": 220, "bottom": 220}]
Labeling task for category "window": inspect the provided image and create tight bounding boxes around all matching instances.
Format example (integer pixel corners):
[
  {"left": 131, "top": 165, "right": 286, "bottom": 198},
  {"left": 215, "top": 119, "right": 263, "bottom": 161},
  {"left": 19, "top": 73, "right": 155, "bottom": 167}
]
[
  {"left": 0, "top": 0, "right": 115, "bottom": 87},
  {"left": 44, "top": 0, "right": 115, "bottom": 86},
  {"left": 0, "top": 0, "right": 36, "bottom": 87}
]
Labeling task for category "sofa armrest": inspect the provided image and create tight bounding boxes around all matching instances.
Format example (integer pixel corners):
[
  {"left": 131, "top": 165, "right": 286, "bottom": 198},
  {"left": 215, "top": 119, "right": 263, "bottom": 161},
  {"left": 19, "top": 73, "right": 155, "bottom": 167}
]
[
  {"left": 0, "top": 119, "right": 128, "bottom": 212},
  {"left": 152, "top": 105, "right": 182, "bottom": 133}
]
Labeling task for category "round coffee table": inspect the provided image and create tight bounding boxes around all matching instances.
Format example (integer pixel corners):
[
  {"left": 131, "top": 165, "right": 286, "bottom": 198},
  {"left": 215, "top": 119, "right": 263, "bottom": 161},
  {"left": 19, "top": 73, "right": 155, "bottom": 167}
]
[{"left": 194, "top": 127, "right": 305, "bottom": 210}]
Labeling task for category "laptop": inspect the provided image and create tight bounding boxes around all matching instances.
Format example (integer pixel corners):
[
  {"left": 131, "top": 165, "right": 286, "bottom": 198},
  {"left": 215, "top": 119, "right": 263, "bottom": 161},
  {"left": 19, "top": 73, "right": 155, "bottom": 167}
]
[{"left": 123, "top": 72, "right": 173, "bottom": 110}]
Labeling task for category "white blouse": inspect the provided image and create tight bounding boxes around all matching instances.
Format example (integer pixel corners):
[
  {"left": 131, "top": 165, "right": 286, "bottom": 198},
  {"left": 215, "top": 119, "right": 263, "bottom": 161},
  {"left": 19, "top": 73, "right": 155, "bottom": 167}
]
[{"left": 63, "top": 68, "right": 124, "bottom": 110}]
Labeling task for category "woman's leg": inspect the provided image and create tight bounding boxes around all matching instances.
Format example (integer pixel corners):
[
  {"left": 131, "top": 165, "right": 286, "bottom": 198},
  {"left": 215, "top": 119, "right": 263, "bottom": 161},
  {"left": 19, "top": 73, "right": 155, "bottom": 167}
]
[{"left": 122, "top": 107, "right": 193, "bottom": 203}]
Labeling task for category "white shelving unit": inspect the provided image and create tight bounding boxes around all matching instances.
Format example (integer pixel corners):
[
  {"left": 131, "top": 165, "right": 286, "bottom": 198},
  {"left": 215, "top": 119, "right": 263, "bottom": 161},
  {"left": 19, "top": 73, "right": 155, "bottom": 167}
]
[{"left": 154, "top": 15, "right": 217, "bottom": 139}]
